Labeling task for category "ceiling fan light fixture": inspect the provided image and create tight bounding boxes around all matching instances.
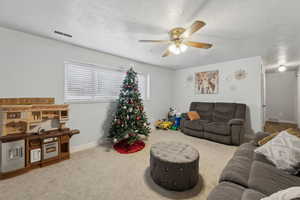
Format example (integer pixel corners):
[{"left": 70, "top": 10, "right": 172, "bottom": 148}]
[
  {"left": 168, "top": 43, "right": 188, "bottom": 55},
  {"left": 278, "top": 65, "right": 287, "bottom": 72},
  {"left": 168, "top": 43, "right": 180, "bottom": 55},
  {"left": 179, "top": 43, "right": 188, "bottom": 52},
  {"left": 140, "top": 20, "right": 211, "bottom": 57}
]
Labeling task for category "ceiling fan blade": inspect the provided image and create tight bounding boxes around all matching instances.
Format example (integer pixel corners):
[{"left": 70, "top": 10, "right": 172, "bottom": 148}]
[
  {"left": 182, "top": 21, "right": 206, "bottom": 38},
  {"left": 139, "top": 40, "right": 170, "bottom": 43},
  {"left": 184, "top": 41, "right": 212, "bottom": 49},
  {"left": 162, "top": 49, "right": 173, "bottom": 57}
]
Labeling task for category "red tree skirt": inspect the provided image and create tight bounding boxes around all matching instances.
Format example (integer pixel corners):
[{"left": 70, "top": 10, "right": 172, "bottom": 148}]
[{"left": 113, "top": 139, "right": 145, "bottom": 154}]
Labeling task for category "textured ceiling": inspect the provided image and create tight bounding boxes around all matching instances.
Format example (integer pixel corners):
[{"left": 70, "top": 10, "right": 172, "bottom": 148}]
[{"left": 0, "top": 0, "right": 300, "bottom": 69}]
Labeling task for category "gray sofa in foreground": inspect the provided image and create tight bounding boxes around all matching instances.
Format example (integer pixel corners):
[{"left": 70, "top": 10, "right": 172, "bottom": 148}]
[
  {"left": 181, "top": 102, "right": 246, "bottom": 145},
  {"left": 207, "top": 132, "right": 300, "bottom": 200}
]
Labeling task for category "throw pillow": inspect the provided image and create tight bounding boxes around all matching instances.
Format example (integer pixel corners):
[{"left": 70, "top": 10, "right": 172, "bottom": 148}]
[
  {"left": 261, "top": 187, "right": 300, "bottom": 200},
  {"left": 255, "top": 131, "right": 300, "bottom": 173},
  {"left": 258, "top": 128, "right": 300, "bottom": 146},
  {"left": 187, "top": 111, "right": 200, "bottom": 121}
]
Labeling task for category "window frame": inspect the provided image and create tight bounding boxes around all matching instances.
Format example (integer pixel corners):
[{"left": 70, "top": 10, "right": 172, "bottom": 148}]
[{"left": 64, "top": 61, "right": 150, "bottom": 104}]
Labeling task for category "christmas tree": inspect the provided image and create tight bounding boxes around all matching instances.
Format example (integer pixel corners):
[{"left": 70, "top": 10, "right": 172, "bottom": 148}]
[{"left": 109, "top": 68, "right": 151, "bottom": 145}]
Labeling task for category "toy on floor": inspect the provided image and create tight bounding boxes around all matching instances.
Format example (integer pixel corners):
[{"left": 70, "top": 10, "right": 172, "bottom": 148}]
[
  {"left": 154, "top": 120, "right": 163, "bottom": 128},
  {"left": 167, "top": 107, "right": 177, "bottom": 122},
  {"left": 154, "top": 120, "right": 173, "bottom": 130},
  {"left": 170, "top": 115, "right": 182, "bottom": 130}
]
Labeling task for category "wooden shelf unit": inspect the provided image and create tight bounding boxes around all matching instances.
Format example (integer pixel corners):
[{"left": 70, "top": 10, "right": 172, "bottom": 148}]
[{"left": 0, "top": 104, "right": 69, "bottom": 136}]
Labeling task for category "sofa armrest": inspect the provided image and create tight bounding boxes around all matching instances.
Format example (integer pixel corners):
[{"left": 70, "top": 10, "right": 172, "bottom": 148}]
[
  {"left": 181, "top": 113, "right": 189, "bottom": 120},
  {"left": 228, "top": 118, "right": 245, "bottom": 126},
  {"left": 180, "top": 113, "right": 189, "bottom": 130},
  {"left": 229, "top": 119, "right": 245, "bottom": 145}
]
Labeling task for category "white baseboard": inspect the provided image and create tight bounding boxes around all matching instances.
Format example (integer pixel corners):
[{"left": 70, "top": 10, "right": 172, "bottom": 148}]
[{"left": 70, "top": 141, "right": 99, "bottom": 153}]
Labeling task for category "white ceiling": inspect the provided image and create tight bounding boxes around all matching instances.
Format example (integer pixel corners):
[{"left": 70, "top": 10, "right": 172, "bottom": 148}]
[{"left": 0, "top": 0, "right": 300, "bottom": 69}]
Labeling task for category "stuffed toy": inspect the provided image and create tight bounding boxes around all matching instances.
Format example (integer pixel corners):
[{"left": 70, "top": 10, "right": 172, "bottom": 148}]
[{"left": 167, "top": 107, "right": 177, "bottom": 121}]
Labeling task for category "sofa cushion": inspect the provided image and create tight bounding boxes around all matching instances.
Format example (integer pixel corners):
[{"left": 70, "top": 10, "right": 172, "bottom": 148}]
[
  {"left": 190, "top": 102, "right": 214, "bottom": 121},
  {"left": 248, "top": 161, "right": 300, "bottom": 196},
  {"left": 203, "top": 132, "right": 232, "bottom": 144},
  {"left": 212, "top": 103, "right": 236, "bottom": 122},
  {"left": 253, "top": 152, "right": 274, "bottom": 165},
  {"left": 220, "top": 156, "right": 252, "bottom": 187},
  {"left": 204, "top": 122, "right": 230, "bottom": 136},
  {"left": 228, "top": 119, "right": 244, "bottom": 126},
  {"left": 208, "top": 182, "right": 265, "bottom": 200},
  {"left": 207, "top": 182, "right": 244, "bottom": 200},
  {"left": 182, "top": 127, "right": 204, "bottom": 138},
  {"left": 242, "top": 189, "right": 266, "bottom": 200},
  {"left": 184, "top": 119, "right": 209, "bottom": 131},
  {"left": 234, "top": 143, "right": 256, "bottom": 159}
]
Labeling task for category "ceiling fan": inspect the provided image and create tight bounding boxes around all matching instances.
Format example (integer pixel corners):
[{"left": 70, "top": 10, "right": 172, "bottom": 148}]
[{"left": 139, "top": 21, "right": 213, "bottom": 57}]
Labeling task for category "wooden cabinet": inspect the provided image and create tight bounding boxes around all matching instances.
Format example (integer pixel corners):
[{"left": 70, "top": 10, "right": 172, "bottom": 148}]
[
  {"left": 0, "top": 129, "right": 79, "bottom": 179},
  {"left": 60, "top": 135, "right": 70, "bottom": 160}
]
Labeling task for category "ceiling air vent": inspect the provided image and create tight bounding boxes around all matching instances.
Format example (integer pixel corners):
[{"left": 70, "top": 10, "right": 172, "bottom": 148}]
[{"left": 54, "top": 30, "right": 72, "bottom": 38}]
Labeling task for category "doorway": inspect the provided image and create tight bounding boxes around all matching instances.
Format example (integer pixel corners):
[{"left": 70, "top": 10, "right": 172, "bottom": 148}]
[{"left": 264, "top": 68, "right": 298, "bottom": 133}]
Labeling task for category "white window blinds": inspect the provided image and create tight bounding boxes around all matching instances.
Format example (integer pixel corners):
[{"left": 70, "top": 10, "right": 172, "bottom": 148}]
[{"left": 64, "top": 62, "right": 149, "bottom": 102}]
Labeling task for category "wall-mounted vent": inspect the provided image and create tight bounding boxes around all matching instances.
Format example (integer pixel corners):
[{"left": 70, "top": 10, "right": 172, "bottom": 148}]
[{"left": 54, "top": 30, "right": 72, "bottom": 38}]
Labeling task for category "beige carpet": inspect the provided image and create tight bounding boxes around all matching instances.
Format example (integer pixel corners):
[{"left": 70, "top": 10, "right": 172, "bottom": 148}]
[{"left": 0, "top": 130, "right": 236, "bottom": 200}]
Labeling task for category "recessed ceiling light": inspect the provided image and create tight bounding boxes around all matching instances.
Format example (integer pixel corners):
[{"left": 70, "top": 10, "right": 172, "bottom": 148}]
[{"left": 278, "top": 65, "right": 287, "bottom": 72}]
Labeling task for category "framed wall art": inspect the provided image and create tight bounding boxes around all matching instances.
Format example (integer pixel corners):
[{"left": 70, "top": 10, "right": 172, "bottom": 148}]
[{"left": 195, "top": 70, "right": 219, "bottom": 94}]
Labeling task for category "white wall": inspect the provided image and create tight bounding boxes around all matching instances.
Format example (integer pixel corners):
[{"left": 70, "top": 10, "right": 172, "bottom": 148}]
[
  {"left": 173, "top": 57, "right": 263, "bottom": 134},
  {"left": 0, "top": 27, "right": 174, "bottom": 149},
  {"left": 266, "top": 70, "right": 297, "bottom": 123},
  {"left": 297, "top": 68, "right": 300, "bottom": 127}
]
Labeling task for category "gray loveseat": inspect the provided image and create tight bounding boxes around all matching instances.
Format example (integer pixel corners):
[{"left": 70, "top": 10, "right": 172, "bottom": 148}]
[
  {"left": 207, "top": 132, "right": 300, "bottom": 200},
  {"left": 181, "top": 102, "right": 246, "bottom": 145}
]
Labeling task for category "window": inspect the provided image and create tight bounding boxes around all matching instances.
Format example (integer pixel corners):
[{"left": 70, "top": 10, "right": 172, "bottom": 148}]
[{"left": 64, "top": 61, "right": 150, "bottom": 102}]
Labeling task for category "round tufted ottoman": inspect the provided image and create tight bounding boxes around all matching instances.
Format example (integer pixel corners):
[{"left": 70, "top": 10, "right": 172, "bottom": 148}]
[{"left": 150, "top": 142, "right": 199, "bottom": 191}]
